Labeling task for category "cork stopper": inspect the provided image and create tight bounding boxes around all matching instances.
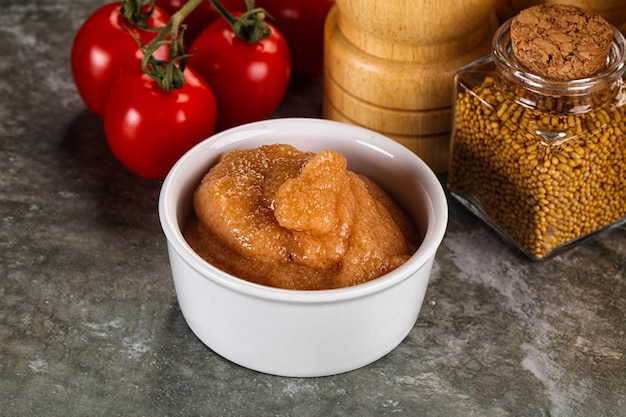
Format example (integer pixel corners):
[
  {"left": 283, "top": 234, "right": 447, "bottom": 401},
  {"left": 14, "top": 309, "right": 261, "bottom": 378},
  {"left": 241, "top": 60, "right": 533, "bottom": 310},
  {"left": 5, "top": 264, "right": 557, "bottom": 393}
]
[{"left": 510, "top": 4, "right": 613, "bottom": 81}]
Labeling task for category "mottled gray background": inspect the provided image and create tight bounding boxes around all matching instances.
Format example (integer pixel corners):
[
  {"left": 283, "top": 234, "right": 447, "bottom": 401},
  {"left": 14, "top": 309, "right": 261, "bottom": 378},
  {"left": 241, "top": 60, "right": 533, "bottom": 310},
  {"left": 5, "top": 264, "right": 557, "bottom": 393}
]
[{"left": 1, "top": 1, "right": 624, "bottom": 416}]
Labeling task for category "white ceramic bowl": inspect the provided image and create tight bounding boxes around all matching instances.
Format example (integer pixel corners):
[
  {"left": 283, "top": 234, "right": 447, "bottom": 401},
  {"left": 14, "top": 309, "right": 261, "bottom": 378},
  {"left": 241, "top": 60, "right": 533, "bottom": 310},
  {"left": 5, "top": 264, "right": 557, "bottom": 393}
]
[{"left": 159, "top": 118, "right": 448, "bottom": 377}]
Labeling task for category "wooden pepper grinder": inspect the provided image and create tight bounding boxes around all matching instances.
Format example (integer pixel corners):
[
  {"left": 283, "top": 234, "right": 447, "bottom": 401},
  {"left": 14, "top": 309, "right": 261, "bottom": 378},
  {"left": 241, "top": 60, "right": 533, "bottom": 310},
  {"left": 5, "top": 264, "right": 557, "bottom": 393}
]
[{"left": 323, "top": 0, "right": 498, "bottom": 173}]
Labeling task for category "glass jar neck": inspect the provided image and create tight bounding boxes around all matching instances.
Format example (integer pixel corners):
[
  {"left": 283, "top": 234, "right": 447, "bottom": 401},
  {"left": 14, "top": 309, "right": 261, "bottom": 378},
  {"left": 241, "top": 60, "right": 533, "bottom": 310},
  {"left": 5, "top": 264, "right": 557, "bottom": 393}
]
[{"left": 492, "top": 19, "right": 626, "bottom": 113}]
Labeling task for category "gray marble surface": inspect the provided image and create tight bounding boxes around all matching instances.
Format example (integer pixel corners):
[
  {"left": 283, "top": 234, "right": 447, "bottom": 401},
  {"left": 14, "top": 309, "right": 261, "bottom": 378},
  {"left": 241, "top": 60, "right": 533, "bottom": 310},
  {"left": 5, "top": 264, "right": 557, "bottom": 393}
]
[{"left": 1, "top": 1, "right": 624, "bottom": 416}]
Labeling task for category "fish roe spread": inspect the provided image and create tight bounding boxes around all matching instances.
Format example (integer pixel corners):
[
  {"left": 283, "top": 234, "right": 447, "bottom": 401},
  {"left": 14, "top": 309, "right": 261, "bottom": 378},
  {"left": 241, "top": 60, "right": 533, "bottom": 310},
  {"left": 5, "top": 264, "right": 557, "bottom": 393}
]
[{"left": 183, "top": 144, "right": 419, "bottom": 290}]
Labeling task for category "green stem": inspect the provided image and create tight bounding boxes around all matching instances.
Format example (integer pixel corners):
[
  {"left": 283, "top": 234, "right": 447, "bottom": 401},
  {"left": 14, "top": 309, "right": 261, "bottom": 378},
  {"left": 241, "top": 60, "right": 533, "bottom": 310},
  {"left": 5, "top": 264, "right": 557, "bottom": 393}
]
[
  {"left": 129, "top": 0, "right": 270, "bottom": 92},
  {"left": 169, "top": 0, "right": 204, "bottom": 35},
  {"left": 120, "top": 0, "right": 155, "bottom": 29},
  {"left": 208, "top": 0, "right": 271, "bottom": 43},
  {"left": 138, "top": 0, "right": 204, "bottom": 91},
  {"left": 208, "top": 0, "right": 238, "bottom": 26}
]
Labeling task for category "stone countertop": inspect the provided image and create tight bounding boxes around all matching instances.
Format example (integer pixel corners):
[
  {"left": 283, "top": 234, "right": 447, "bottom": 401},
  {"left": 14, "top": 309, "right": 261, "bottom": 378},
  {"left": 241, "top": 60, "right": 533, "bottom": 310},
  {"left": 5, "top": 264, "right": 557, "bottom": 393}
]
[{"left": 1, "top": 1, "right": 624, "bottom": 416}]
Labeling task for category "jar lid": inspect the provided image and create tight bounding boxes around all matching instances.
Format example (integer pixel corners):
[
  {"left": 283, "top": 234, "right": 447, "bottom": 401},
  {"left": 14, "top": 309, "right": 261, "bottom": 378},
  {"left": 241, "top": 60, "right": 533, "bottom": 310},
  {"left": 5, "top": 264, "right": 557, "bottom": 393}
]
[{"left": 492, "top": 19, "right": 626, "bottom": 97}]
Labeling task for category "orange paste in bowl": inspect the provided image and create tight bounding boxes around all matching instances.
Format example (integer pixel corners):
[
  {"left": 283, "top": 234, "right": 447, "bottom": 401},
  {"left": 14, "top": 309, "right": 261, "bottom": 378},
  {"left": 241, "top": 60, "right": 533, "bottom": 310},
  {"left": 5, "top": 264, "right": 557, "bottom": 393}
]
[{"left": 183, "top": 144, "right": 419, "bottom": 290}]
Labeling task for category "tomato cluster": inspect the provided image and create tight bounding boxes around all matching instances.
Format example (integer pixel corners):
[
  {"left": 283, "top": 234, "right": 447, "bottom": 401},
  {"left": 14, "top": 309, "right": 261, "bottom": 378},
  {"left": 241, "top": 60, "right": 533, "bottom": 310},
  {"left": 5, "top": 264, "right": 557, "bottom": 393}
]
[
  {"left": 155, "top": 0, "right": 251, "bottom": 45},
  {"left": 71, "top": 2, "right": 172, "bottom": 117},
  {"left": 71, "top": 0, "right": 333, "bottom": 180},
  {"left": 157, "top": 0, "right": 334, "bottom": 75}
]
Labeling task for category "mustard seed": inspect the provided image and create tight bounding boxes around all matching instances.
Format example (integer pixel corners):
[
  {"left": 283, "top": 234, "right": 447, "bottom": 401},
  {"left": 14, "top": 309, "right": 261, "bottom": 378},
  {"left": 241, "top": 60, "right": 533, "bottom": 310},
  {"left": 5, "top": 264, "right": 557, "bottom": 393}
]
[{"left": 449, "top": 64, "right": 626, "bottom": 259}]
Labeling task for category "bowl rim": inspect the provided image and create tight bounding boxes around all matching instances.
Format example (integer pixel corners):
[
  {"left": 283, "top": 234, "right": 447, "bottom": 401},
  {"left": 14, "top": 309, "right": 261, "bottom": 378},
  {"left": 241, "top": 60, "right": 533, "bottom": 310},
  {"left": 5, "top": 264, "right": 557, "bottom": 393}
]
[{"left": 159, "top": 118, "right": 448, "bottom": 303}]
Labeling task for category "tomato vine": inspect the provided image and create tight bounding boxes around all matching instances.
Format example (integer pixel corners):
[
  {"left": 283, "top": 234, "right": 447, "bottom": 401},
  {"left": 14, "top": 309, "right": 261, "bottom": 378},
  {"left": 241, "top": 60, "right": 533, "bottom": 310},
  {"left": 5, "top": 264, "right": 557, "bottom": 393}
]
[
  {"left": 119, "top": 0, "right": 160, "bottom": 29},
  {"left": 134, "top": 0, "right": 273, "bottom": 92}
]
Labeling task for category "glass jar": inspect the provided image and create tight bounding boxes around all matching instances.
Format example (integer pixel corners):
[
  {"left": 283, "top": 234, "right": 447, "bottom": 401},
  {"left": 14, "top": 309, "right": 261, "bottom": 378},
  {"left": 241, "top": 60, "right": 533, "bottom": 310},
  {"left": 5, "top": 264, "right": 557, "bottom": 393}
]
[{"left": 448, "top": 19, "right": 626, "bottom": 260}]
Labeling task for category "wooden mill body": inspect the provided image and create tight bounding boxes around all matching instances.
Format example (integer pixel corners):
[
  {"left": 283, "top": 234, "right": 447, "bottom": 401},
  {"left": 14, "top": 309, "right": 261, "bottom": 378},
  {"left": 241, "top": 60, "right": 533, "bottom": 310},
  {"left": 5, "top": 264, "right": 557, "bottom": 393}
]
[{"left": 323, "top": 0, "right": 498, "bottom": 172}]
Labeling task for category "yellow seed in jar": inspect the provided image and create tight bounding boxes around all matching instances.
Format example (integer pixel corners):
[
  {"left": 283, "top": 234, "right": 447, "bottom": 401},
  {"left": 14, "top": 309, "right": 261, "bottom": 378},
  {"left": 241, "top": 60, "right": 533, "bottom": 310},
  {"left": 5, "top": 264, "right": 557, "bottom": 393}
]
[
  {"left": 558, "top": 163, "right": 570, "bottom": 172},
  {"left": 600, "top": 132, "right": 610, "bottom": 144},
  {"left": 575, "top": 118, "right": 583, "bottom": 135},
  {"left": 497, "top": 103, "right": 509, "bottom": 119},
  {"left": 597, "top": 109, "right": 609, "bottom": 125},
  {"left": 448, "top": 74, "right": 626, "bottom": 259}
]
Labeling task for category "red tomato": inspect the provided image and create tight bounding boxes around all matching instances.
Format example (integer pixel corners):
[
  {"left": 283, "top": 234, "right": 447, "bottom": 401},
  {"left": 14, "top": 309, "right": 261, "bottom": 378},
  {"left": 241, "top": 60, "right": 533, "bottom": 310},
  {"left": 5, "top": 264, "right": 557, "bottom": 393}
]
[
  {"left": 263, "top": 0, "right": 334, "bottom": 75},
  {"left": 103, "top": 68, "right": 217, "bottom": 180},
  {"left": 71, "top": 2, "right": 171, "bottom": 116},
  {"left": 155, "top": 0, "right": 252, "bottom": 45},
  {"left": 188, "top": 15, "right": 291, "bottom": 131}
]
